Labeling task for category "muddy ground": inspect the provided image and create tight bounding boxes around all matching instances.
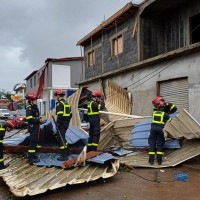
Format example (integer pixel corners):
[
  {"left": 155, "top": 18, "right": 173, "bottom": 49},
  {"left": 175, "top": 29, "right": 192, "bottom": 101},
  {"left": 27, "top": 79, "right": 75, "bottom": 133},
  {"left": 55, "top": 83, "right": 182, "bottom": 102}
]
[{"left": 0, "top": 157, "right": 200, "bottom": 200}]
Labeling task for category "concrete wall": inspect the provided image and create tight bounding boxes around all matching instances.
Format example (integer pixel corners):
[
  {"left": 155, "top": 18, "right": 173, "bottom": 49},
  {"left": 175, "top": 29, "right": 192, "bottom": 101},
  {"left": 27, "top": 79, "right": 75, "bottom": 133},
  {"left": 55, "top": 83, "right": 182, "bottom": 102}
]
[
  {"left": 87, "top": 51, "right": 200, "bottom": 118},
  {"left": 141, "top": 0, "right": 200, "bottom": 59},
  {"left": 84, "top": 14, "right": 138, "bottom": 79}
]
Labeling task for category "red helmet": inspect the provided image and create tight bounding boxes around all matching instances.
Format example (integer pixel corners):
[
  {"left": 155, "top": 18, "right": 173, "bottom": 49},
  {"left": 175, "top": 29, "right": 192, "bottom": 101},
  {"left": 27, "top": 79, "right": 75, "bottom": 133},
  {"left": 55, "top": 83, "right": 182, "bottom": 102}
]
[
  {"left": 54, "top": 89, "right": 65, "bottom": 96},
  {"left": 7, "top": 120, "right": 15, "bottom": 129},
  {"left": 91, "top": 90, "right": 102, "bottom": 97},
  {"left": 152, "top": 96, "right": 164, "bottom": 105},
  {"left": 25, "top": 92, "right": 38, "bottom": 100}
]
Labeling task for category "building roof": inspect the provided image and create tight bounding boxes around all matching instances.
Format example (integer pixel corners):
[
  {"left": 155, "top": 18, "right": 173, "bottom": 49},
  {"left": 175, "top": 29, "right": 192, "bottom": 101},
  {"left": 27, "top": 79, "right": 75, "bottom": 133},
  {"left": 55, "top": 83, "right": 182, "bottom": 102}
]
[
  {"left": 45, "top": 57, "right": 83, "bottom": 63},
  {"left": 77, "top": 2, "right": 139, "bottom": 46},
  {"left": 24, "top": 70, "right": 38, "bottom": 80}
]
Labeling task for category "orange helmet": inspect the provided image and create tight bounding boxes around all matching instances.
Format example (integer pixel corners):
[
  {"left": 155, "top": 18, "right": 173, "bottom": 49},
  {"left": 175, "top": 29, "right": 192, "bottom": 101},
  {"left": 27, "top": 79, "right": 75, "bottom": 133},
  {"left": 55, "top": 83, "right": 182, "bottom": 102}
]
[
  {"left": 91, "top": 90, "right": 102, "bottom": 97},
  {"left": 25, "top": 92, "right": 38, "bottom": 101},
  {"left": 54, "top": 89, "right": 65, "bottom": 96},
  {"left": 7, "top": 120, "right": 15, "bottom": 129},
  {"left": 152, "top": 96, "right": 164, "bottom": 105}
]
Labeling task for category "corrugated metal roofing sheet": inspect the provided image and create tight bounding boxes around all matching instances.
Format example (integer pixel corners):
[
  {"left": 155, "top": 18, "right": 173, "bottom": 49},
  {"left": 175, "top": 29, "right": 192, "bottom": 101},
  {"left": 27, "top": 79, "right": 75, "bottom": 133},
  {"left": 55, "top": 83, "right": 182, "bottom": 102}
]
[
  {"left": 0, "top": 155, "right": 120, "bottom": 197},
  {"left": 164, "top": 109, "right": 200, "bottom": 139},
  {"left": 120, "top": 139, "right": 200, "bottom": 168}
]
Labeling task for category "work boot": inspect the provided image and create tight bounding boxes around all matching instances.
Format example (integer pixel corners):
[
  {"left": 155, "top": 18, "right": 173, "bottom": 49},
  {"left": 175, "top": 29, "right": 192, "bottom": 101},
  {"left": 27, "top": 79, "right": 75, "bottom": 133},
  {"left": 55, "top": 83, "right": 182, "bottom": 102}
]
[
  {"left": 57, "top": 148, "right": 70, "bottom": 161},
  {"left": 28, "top": 154, "right": 40, "bottom": 165},
  {"left": 0, "top": 163, "right": 8, "bottom": 170},
  {"left": 157, "top": 154, "right": 162, "bottom": 165},
  {"left": 148, "top": 155, "right": 154, "bottom": 165}
]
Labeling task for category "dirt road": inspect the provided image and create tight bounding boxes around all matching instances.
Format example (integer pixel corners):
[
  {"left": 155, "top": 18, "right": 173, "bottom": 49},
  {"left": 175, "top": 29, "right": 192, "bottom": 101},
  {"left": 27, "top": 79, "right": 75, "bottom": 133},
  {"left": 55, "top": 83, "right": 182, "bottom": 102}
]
[{"left": 0, "top": 158, "right": 200, "bottom": 200}]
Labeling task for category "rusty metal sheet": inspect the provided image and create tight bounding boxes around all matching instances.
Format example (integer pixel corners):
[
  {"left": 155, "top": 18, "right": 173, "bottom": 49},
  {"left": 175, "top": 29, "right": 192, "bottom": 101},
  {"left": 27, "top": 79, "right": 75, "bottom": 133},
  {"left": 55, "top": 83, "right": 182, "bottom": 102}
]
[
  {"left": 164, "top": 109, "right": 200, "bottom": 139},
  {"left": 0, "top": 155, "right": 120, "bottom": 197},
  {"left": 119, "top": 139, "right": 200, "bottom": 168}
]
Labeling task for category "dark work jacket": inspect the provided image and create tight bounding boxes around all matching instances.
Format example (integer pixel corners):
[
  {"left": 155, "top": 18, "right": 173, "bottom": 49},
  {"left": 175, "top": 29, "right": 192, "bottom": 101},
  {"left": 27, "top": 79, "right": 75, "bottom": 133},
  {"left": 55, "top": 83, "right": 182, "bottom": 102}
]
[
  {"left": 87, "top": 100, "right": 105, "bottom": 123},
  {"left": 151, "top": 110, "right": 172, "bottom": 128},
  {"left": 56, "top": 99, "right": 72, "bottom": 125},
  {"left": 0, "top": 122, "right": 6, "bottom": 140},
  {"left": 163, "top": 102, "right": 177, "bottom": 114},
  {"left": 26, "top": 103, "right": 40, "bottom": 133}
]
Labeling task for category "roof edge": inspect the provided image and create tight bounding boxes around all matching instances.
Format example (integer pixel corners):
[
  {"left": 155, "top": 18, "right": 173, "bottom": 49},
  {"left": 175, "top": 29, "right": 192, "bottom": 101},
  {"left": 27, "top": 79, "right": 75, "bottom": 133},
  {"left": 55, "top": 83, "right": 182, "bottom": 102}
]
[{"left": 77, "top": 2, "right": 139, "bottom": 46}]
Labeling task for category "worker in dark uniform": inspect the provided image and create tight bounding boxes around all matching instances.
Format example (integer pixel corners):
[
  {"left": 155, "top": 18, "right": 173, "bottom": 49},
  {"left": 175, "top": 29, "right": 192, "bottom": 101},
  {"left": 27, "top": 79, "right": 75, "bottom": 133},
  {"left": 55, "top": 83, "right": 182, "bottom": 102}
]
[
  {"left": 152, "top": 96, "right": 177, "bottom": 114},
  {"left": 0, "top": 121, "right": 15, "bottom": 170},
  {"left": 87, "top": 90, "right": 105, "bottom": 152},
  {"left": 54, "top": 89, "right": 72, "bottom": 161},
  {"left": 149, "top": 98, "right": 172, "bottom": 165},
  {"left": 26, "top": 92, "right": 41, "bottom": 164}
]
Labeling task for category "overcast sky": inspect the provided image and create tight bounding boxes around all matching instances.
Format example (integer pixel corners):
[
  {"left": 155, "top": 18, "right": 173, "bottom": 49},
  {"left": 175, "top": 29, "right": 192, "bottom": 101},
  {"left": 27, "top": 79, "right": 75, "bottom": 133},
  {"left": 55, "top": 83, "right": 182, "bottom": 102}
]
[{"left": 0, "top": 0, "right": 143, "bottom": 92}]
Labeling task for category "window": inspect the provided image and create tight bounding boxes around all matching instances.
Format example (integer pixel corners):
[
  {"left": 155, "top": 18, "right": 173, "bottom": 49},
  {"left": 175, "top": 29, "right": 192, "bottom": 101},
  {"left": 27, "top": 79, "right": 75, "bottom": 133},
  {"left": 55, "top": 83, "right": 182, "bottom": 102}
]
[
  {"left": 190, "top": 13, "right": 200, "bottom": 44},
  {"left": 30, "top": 78, "right": 33, "bottom": 88},
  {"left": 112, "top": 35, "right": 123, "bottom": 56},
  {"left": 87, "top": 51, "right": 95, "bottom": 67},
  {"left": 34, "top": 75, "right": 36, "bottom": 87}
]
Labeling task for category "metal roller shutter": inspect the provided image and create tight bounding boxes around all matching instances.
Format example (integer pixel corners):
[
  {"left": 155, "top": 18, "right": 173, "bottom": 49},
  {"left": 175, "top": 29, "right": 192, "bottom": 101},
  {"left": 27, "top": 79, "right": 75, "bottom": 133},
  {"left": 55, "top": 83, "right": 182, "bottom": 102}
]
[{"left": 159, "top": 78, "right": 189, "bottom": 112}]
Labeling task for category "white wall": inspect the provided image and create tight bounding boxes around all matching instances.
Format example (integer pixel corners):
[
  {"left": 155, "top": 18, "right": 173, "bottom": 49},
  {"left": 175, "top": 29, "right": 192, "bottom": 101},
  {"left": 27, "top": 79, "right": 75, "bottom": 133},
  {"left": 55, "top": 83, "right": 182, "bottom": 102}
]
[{"left": 52, "top": 65, "right": 71, "bottom": 88}]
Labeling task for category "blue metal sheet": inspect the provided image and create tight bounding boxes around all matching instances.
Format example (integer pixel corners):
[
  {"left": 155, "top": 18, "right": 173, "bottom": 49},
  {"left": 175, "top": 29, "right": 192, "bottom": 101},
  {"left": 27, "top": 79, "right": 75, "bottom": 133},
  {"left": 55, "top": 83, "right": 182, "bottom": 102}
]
[
  {"left": 87, "top": 153, "right": 116, "bottom": 164},
  {"left": 130, "top": 115, "right": 180, "bottom": 149}
]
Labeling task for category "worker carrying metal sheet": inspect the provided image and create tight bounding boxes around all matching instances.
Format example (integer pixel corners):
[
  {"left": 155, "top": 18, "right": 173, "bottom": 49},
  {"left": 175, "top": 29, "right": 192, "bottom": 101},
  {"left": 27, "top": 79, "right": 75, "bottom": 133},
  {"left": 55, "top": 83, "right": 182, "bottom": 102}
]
[
  {"left": 54, "top": 89, "right": 72, "bottom": 161},
  {"left": 0, "top": 120, "right": 15, "bottom": 170},
  {"left": 25, "top": 92, "right": 41, "bottom": 164},
  {"left": 87, "top": 90, "right": 105, "bottom": 152},
  {"left": 148, "top": 96, "right": 173, "bottom": 165}
]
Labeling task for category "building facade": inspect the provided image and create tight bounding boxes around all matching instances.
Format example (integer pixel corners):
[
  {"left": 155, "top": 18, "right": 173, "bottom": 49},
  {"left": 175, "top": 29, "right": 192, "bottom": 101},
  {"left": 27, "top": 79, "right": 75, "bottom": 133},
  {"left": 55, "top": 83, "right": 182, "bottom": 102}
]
[
  {"left": 77, "top": 0, "right": 200, "bottom": 118},
  {"left": 25, "top": 57, "right": 84, "bottom": 115}
]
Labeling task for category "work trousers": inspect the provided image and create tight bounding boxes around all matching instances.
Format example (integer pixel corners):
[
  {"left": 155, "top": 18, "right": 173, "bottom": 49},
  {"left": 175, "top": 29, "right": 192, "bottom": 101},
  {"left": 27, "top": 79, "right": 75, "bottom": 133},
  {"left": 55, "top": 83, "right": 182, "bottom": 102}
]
[
  {"left": 0, "top": 133, "right": 4, "bottom": 166},
  {"left": 57, "top": 121, "right": 70, "bottom": 147},
  {"left": 148, "top": 125, "right": 165, "bottom": 153},
  {"left": 88, "top": 118, "right": 100, "bottom": 151},
  {"left": 28, "top": 132, "right": 38, "bottom": 159}
]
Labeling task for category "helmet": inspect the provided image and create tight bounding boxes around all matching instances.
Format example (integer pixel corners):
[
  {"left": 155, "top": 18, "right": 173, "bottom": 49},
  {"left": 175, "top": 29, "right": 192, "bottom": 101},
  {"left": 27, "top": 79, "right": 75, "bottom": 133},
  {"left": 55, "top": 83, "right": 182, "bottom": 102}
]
[
  {"left": 91, "top": 90, "right": 102, "bottom": 97},
  {"left": 54, "top": 89, "right": 65, "bottom": 96},
  {"left": 7, "top": 120, "right": 15, "bottom": 129},
  {"left": 25, "top": 92, "right": 38, "bottom": 101},
  {"left": 152, "top": 96, "right": 164, "bottom": 105}
]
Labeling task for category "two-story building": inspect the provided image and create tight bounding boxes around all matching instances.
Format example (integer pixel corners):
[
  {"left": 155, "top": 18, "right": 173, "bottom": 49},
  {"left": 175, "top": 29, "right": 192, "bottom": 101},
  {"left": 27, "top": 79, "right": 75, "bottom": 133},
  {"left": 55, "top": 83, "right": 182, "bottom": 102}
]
[
  {"left": 25, "top": 57, "right": 83, "bottom": 115},
  {"left": 77, "top": 0, "right": 200, "bottom": 118}
]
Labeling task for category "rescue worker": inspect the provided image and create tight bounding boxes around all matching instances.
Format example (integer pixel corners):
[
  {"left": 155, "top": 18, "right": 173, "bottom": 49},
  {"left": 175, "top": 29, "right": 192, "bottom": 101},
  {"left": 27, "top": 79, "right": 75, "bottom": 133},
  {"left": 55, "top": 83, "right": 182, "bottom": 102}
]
[
  {"left": 54, "top": 89, "right": 72, "bottom": 161},
  {"left": 25, "top": 92, "right": 41, "bottom": 164},
  {"left": 149, "top": 98, "right": 172, "bottom": 165},
  {"left": 152, "top": 96, "right": 177, "bottom": 114},
  {"left": 87, "top": 90, "right": 105, "bottom": 151},
  {"left": 0, "top": 120, "right": 15, "bottom": 170}
]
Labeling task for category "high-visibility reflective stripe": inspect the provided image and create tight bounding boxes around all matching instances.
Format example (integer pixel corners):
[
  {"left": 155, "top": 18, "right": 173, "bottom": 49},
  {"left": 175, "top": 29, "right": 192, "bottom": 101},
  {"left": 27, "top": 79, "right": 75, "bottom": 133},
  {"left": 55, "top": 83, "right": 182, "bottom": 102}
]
[
  {"left": 170, "top": 104, "right": 175, "bottom": 111},
  {"left": 91, "top": 143, "right": 98, "bottom": 146},
  {"left": 0, "top": 124, "right": 5, "bottom": 131},
  {"left": 26, "top": 116, "right": 33, "bottom": 119},
  {"left": 57, "top": 111, "right": 64, "bottom": 115},
  {"left": 87, "top": 101, "right": 100, "bottom": 115},
  {"left": 28, "top": 150, "right": 36, "bottom": 153},
  {"left": 58, "top": 101, "right": 71, "bottom": 116},
  {"left": 60, "top": 146, "right": 65, "bottom": 149},
  {"left": 0, "top": 158, "right": 4, "bottom": 162},
  {"left": 152, "top": 111, "right": 165, "bottom": 125},
  {"left": 87, "top": 143, "right": 98, "bottom": 147},
  {"left": 149, "top": 152, "right": 155, "bottom": 155},
  {"left": 0, "top": 140, "right": 3, "bottom": 143},
  {"left": 157, "top": 151, "right": 164, "bottom": 155},
  {"left": 36, "top": 145, "right": 42, "bottom": 148}
]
